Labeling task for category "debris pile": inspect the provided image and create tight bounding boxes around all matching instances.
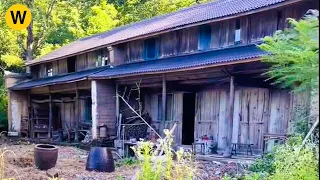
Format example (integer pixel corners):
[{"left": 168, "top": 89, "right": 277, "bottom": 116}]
[{"left": 196, "top": 160, "right": 250, "bottom": 180}]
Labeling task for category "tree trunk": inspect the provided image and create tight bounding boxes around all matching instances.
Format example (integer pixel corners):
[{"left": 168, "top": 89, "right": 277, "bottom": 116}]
[{"left": 26, "top": 21, "right": 33, "bottom": 62}]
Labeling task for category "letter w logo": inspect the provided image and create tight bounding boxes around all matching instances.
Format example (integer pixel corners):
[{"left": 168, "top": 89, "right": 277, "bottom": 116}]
[{"left": 10, "top": 10, "right": 27, "bottom": 24}]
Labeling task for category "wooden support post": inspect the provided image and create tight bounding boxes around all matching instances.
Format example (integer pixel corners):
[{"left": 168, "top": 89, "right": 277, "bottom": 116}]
[
  {"left": 116, "top": 83, "right": 120, "bottom": 120},
  {"left": 28, "top": 92, "right": 34, "bottom": 139},
  {"left": 91, "top": 80, "right": 98, "bottom": 139},
  {"left": 224, "top": 76, "right": 235, "bottom": 156},
  {"left": 75, "top": 88, "right": 79, "bottom": 142},
  {"left": 161, "top": 74, "right": 167, "bottom": 135},
  {"left": 116, "top": 83, "right": 120, "bottom": 139},
  {"left": 48, "top": 94, "right": 52, "bottom": 139}
]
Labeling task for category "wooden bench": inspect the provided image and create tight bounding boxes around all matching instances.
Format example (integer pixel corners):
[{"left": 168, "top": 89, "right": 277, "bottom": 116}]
[
  {"left": 262, "top": 133, "right": 287, "bottom": 154},
  {"left": 231, "top": 143, "right": 254, "bottom": 156}
]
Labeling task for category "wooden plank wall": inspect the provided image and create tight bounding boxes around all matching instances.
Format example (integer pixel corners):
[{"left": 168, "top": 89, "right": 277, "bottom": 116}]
[
  {"left": 125, "top": 40, "right": 144, "bottom": 62},
  {"left": 144, "top": 92, "right": 183, "bottom": 143},
  {"left": 59, "top": 100, "right": 76, "bottom": 130},
  {"left": 194, "top": 90, "right": 226, "bottom": 148},
  {"left": 52, "top": 59, "right": 68, "bottom": 75},
  {"left": 123, "top": 1, "right": 316, "bottom": 63},
  {"left": 195, "top": 87, "right": 310, "bottom": 151},
  {"left": 233, "top": 88, "right": 270, "bottom": 150}
]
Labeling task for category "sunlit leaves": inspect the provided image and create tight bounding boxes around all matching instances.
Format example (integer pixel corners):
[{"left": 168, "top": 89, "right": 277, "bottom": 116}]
[{"left": 259, "top": 14, "right": 319, "bottom": 92}]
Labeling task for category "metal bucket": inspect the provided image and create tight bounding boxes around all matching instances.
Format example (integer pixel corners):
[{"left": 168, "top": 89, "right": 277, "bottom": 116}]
[
  {"left": 34, "top": 144, "right": 58, "bottom": 170},
  {"left": 86, "top": 147, "right": 115, "bottom": 172}
]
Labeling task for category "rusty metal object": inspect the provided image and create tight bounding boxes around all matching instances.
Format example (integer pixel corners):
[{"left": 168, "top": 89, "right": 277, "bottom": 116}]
[
  {"left": 86, "top": 147, "right": 115, "bottom": 172},
  {"left": 34, "top": 144, "right": 58, "bottom": 170}
]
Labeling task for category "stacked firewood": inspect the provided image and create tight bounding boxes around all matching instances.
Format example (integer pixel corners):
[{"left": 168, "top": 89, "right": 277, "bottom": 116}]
[{"left": 124, "top": 113, "right": 151, "bottom": 140}]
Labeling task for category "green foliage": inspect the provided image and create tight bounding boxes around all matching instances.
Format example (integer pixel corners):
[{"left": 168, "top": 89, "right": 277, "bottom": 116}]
[
  {"left": 249, "top": 153, "right": 275, "bottom": 175},
  {"left": 0, "top": 77, "right": 7, "bottom": 131},
  {"left": 116, "top": 157, "right": 138, "bottom": 167},
  {"left": 132, "top": 129, "right": 197, "bottom": 180},
  {"left": 84, "top": 2, "right": 119, "bottom": 35},
  {"left": 244, "top": 136, "right": 319, "bottom": 180},
  {"left": 116, "top": 0, "right": 210, "bottom": 25},
  {"left": 259, "top": 14, "right": 319, "bottom": 92},
  {"left": 269, "top": 140, "right": 318, "bottom": 180}
]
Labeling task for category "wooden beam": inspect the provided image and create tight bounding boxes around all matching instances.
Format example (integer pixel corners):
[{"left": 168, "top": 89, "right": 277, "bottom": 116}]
[
  {"left": 74, "top": 88, "right": 79, "bottom": 142},
  {"left": 93, "top": 58, "right": 261, "bottom": 79},
  {"left": 224, "top": 76, "right": 235, "bottom": 155},
  {"left": 116, "top": 83, "right": 120, "bottom": 121},
  {"left": 161, "top": 74, "right": 167, "bottom": 135},
  {"left": 48, "top": 93, "right": 52, "bottom": 139},
  {"left": 91, "top": 80, "right": 98, "bottom": 139}
]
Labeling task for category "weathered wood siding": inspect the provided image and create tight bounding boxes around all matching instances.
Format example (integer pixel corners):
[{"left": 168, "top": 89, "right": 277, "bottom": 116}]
[
  {"left": 144, "top": 92, "right": 183, "bottom": 144},
  {"left": 124, "top": 1, "right": 316, "bottom": 62},
  {"left": 195, "top": 87, "right": 310, "bottom": 151},
  {"left": 195, "top": 90, "right": 226, "bottom": 149},
  {"left": 76, "top": 52, "right": 96, "bottom": 71},
  {"left": 52, "top": 59, "right": 68, "bottom": 75},
  {"left": 31, "top": 1, "right": 316, "bottom": 77}
]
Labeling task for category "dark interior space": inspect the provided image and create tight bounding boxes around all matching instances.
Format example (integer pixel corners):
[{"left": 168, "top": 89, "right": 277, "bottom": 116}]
[
  {"left": 52, "top": 105, "right": 61, "bottom": 131},
  {"left": 182, "top": 93, "right": 196, "bottom": 145},
  {"left": 67, "top": 56, "right": 76, "bottom": 73}
]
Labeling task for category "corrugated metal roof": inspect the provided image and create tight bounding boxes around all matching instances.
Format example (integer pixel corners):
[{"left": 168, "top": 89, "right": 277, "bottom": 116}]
[
  {"left": 10, "top": 66, "right": 107, "bottom": 90},
  {"left": 12, "top": 44, "right": 267, "bottom": 90},
  {"left": 27, "top": 0, "right": 291, "bottom": 65},
  {"left": 89, "top": 44, "right": 268, "bottom": 78}
]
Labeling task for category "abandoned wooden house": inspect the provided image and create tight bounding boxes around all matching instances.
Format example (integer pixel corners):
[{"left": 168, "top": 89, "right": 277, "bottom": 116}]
[{"left": 5, "top": 0, "right": 318, "bottom": 156}]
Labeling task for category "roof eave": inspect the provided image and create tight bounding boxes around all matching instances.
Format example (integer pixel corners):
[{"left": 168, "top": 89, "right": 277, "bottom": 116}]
[{"left": 89, "top": 57, "right": 262, "bottom": 80}]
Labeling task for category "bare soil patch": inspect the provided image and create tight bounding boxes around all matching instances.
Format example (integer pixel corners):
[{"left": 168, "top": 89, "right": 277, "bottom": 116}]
[{"left": 0, "top": 143, "right": 137, "bottom": 180}]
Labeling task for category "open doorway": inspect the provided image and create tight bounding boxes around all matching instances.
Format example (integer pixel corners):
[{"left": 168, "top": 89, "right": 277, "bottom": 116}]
[{"left": 182, "top": 93, "right": 196, "bottom": 145}]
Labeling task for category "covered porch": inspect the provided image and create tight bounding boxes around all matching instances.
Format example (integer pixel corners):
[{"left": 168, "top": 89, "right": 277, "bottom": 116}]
[{"left": 113, "top": 62, "right": 309, "bottom": 156}]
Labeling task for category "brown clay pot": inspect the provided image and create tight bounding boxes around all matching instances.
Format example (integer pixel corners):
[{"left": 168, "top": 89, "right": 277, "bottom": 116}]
[
  {"left": 86, "top": 147, "right": 115, "bottom": 172},
  {"left": 34, "top": 144, "right": 58, "bottom": 170}
]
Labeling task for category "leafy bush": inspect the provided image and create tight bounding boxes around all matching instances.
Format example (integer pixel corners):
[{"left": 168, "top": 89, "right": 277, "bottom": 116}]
[
  {"left": 259, "top": 13, "right": 319, "bottom": 92},
  {"left": 248, "top": 153, "right": 275, "bottom": 174},
  {"left": 244, "top": 136, "right": 319, "bottom": 180},
  {"left": 0, "top": 77, "right": 7, "bottom": 131},
  {"left": 269, "top": 140, "right": 318, "bottom": 180},
  {"left": 132, "top": 129, "right": 197, "bottom": 180}
]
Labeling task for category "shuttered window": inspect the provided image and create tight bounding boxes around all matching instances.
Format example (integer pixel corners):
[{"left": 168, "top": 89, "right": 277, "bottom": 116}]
[
  {"left": 144, "top": 38, "right": 159, "bottom": 60},
  {"left": 198, "top": 25, "right": 212, "bottom": 50}
]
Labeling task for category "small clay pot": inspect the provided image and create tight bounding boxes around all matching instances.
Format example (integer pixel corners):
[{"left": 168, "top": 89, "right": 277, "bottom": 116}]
[
  {"left": 34, "top": 144, "right": 58, "bottom": 170},
  {"left": 86, "top": 147, "right": 115, "bottom": 172}
]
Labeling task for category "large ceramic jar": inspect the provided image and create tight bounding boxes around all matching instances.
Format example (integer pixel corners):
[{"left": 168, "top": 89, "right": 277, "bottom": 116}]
[
  {"left": 86, "top": 147, "right": 115, "bottom": 172},
  {"left": 34, "top": 144, "right": 58, "bottom": 170}
]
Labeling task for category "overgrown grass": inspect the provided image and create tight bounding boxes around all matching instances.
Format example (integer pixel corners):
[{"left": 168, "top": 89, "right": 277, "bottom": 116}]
[
  {"left": 132, "top": 129, "right": 197, "bottom": 180},
  {"left": 227, "top": 136, "right": 319, "bottom": 180}
]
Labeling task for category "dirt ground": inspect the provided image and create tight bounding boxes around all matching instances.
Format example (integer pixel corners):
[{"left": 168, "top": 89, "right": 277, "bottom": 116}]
[
  {"left": 0, "top": 140, "right": 251, "bottom": 180},
  {"left": 0, "top": 143, "right": 138, "bottom": 180}
]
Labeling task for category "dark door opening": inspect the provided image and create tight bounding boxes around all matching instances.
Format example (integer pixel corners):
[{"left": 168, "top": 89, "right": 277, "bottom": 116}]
[
  {"left": 52, "top": 105, "right": 62, "bottom": 131},
  {"left": 182, "top": 93, "right": 196, "bottom": 145}
]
